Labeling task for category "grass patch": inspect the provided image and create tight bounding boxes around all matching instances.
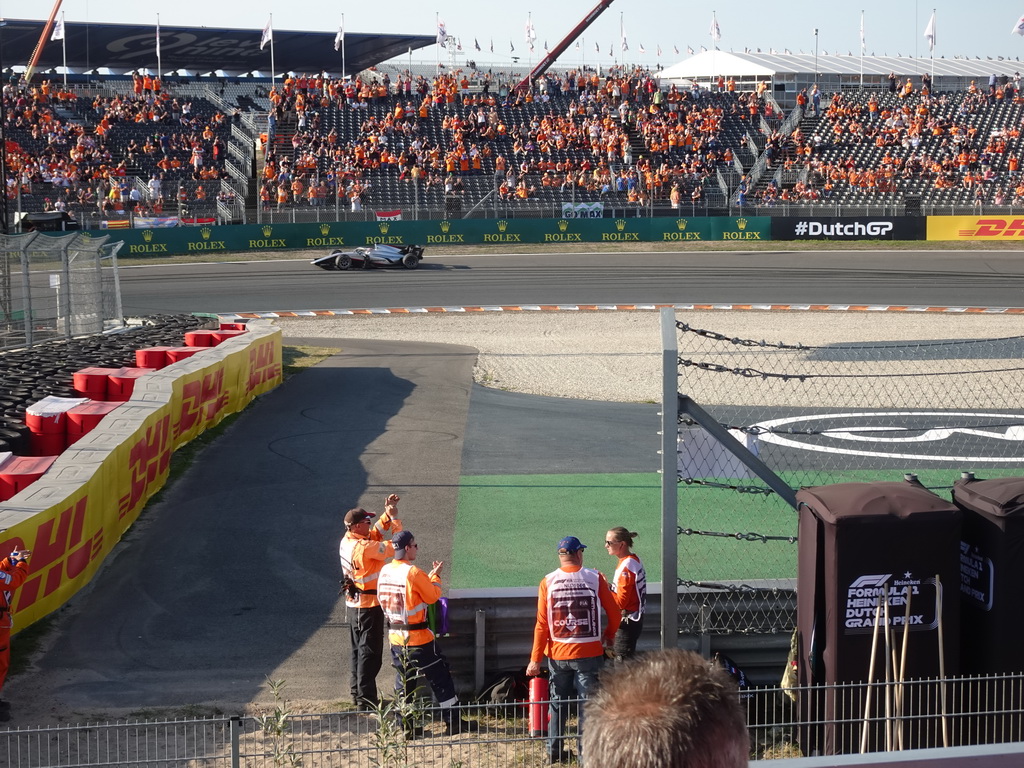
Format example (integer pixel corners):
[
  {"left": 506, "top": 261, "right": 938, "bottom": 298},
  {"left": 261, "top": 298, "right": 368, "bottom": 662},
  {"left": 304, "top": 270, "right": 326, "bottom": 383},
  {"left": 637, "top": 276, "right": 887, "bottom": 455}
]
[{"left": 282, "top": 345, "right": 339, "bottom": 377}]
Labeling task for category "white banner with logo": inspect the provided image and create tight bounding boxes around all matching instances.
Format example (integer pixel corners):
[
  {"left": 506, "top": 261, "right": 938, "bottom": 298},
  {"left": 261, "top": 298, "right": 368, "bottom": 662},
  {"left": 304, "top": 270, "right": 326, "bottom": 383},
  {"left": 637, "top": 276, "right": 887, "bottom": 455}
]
[
  {"left": 561, "top": 202, "right": 604, "bottom": 219},
  {"left": 375, "top": 209, "right": 403, "bottom": 221}
]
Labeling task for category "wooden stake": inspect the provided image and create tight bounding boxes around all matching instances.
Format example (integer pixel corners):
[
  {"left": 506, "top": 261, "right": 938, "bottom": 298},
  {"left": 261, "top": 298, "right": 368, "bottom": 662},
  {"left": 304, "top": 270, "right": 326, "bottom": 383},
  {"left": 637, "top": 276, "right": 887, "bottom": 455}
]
[
  {"left": 896, "top": 587, "right": 912, "bottom": 750},
  {"left": 861, "top": 596, "right": 884, "bottom": 754},
  {"left": 936, "top": 574, "right": 949, "bottom": 748}
]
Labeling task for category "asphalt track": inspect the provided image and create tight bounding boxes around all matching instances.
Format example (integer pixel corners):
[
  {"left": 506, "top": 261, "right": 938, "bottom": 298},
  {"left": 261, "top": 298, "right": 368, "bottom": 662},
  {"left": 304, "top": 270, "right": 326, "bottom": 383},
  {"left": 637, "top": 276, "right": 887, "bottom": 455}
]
[
  {"left": 16, "top": 249, "right": 1024, "bottom": 717},
  {"left": 117, "top": 250, "right": 1024, "bottom": 315}
]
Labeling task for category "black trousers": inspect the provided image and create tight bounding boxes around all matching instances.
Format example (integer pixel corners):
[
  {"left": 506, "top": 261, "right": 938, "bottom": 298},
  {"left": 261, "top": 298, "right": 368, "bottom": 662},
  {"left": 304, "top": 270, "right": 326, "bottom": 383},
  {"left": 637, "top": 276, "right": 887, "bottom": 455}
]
[
  {"left": 349, "top": 605, "right": 384, "bottom": 705},
  {"left": 613, "top": 615, "right": 644, "bottom": 661}
]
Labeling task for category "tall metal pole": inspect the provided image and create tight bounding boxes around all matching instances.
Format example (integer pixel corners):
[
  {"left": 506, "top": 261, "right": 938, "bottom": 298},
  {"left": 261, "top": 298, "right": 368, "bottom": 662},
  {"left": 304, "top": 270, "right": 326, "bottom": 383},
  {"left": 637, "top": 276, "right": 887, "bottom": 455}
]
[
  {"left": 660, "top": 308, "right": 679, "bottom": 650},
  {"left": 814, "top": 28, "right": 819, "bottom": 85},
  {"left": 0, "top": 20, "right": 8, "bottom": 235}
]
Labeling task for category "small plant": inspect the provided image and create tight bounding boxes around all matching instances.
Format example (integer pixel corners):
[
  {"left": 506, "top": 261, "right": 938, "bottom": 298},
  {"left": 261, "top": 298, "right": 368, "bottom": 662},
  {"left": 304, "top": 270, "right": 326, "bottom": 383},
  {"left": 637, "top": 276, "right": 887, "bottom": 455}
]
[
  {"left": 255, "top": 677, "right": 302, "bottom": 767},
  {"left": 370, "top": 648, "right": 429, "bottom": 768}
]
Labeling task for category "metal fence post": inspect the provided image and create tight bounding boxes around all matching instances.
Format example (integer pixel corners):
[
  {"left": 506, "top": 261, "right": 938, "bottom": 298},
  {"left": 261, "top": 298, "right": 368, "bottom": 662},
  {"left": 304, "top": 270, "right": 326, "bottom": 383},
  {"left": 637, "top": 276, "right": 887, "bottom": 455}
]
[
  {"left": 475, "top": 609, "right": 486, "bottom": 693},
  {"left": 660, "top": 307, "right": 678, "bottom": 649},
  {"left": 230, "top": 715, "right": 241, "bottom": 768}
]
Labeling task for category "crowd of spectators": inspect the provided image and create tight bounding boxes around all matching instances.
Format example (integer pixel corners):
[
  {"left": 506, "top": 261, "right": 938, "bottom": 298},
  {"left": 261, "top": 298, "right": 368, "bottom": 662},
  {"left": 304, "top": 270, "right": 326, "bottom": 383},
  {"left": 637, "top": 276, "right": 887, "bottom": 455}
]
[
  {"left": 752, "top": 73, "right": 1024, "bottom": 205},
  {"left": 7, "top": 62, "right": 1024, "bottom": 222},
  {"left": 2, "top": 72, "right": 233, "bottom": 223},
  {"left": 255, "top": 66, "right": 777, "bottom": 211}
]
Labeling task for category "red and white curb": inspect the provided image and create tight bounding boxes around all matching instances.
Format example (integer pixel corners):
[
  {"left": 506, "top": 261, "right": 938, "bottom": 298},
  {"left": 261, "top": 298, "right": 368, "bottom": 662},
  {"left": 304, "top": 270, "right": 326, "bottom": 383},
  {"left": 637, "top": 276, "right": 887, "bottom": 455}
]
[{"left": 219, "top": 304, "right": 1024, "bottom": 321}]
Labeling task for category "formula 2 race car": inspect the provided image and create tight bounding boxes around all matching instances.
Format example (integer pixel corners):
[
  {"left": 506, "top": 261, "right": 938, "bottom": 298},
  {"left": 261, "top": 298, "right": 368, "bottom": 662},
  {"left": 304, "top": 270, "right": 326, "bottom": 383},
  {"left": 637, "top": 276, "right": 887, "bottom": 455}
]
[{"left": 311, "top": 243, "right": 425, "bottom": 271}]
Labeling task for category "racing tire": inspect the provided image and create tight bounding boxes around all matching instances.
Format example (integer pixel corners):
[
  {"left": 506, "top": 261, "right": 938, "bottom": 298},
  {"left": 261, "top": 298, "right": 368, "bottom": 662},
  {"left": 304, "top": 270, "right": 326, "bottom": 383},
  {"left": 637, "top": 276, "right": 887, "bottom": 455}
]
[
  {"left": 402, "top": 253, "right": 420, "bottom": 269},
  {"left": 335, "top": 254, "right": 352, "bottom": 270}
]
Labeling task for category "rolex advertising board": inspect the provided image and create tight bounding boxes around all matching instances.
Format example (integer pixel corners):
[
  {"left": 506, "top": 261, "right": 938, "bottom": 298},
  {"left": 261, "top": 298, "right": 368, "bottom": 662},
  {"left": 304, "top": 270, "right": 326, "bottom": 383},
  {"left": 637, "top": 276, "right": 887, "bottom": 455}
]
[{"left": 80, "top": 216, "right": 774, "bottom": 256}]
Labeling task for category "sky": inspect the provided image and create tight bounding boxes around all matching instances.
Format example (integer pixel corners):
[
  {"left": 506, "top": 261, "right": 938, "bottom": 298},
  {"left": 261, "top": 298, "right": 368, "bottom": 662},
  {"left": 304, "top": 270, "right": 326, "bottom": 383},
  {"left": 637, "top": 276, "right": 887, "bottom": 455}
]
[{"left": 9, "top": 0, "right": 1024, "bottom": 69}]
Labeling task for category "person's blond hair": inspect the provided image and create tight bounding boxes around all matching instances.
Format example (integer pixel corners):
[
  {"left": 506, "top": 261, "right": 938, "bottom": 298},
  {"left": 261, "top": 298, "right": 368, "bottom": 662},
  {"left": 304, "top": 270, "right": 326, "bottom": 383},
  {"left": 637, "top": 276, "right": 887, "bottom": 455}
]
[{"left": 582, "top": 649, "right": 748, "bottom": 768}]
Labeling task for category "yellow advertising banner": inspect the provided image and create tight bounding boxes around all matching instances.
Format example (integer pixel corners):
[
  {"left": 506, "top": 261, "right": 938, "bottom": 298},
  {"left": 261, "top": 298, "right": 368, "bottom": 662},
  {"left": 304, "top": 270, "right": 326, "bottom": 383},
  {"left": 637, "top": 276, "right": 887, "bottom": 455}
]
[
  {"left": 0, "top": 326, "right": 283, "bottom": 629},
  {"left": 927, "top": 216, "right": 1024, "bottom": 240}
]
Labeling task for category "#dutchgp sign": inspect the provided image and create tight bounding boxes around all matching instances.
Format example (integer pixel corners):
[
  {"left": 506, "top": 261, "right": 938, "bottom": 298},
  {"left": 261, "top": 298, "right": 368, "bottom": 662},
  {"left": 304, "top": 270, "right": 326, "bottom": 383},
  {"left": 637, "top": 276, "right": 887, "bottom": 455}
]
[
  {"left": 561, "top": 203, "right": 604, "bottom": 218},
  {"left": 771, "top": 216, "right": 925, "bottom": 241}
]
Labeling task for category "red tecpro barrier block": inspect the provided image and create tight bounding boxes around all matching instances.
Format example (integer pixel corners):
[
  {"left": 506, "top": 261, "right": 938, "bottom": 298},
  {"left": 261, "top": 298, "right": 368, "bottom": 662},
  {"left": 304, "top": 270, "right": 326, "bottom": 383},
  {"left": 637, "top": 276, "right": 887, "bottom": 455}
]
[
  {"left": 212, "top": 329, "right": 248, "bottom": 345},
  {"left": 66, "top": 401, "right": 123, "bottom": 444},
  {"left": 166, "top": 346, "right": 203, "bottom": 363},
  {"left": 184, "top": 330, "right": 219, "bottom": 347},
  {"left": 106, "top": 368, "right": 155, "bottom": 402},
  {"left": 0, "top": 454, "right": 58, "bottom": 500},
  {"left": 219, "top": 322, "right": 247, "bottom": 331},
  {"left": 28, "top": 431, "right": 66, "bottom": 457},
  {"left": 25, "top": 395, "right": 88, "bottom": 435},
  {"left": 135, "top": 346, "right": 175, "bottom": 370},
  {"left": 72, "top": 367, "right": 125, "bottom": 399}
]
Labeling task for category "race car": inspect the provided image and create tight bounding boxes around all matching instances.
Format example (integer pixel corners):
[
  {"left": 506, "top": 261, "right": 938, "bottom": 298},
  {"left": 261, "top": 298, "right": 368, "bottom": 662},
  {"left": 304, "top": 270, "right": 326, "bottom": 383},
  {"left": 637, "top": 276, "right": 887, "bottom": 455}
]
[{"left": 311, "top": 243, "right": 425, "bottom": 271}]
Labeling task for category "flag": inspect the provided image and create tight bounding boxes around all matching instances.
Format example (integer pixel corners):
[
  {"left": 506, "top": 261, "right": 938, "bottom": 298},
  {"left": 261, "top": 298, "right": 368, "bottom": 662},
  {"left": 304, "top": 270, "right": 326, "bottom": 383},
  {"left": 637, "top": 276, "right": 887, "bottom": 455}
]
[
  {"left": 457, "top": 38, "right": 463, "bottom": 51},
  {"left": 595, "top": 42, "right": 600, "bottom": 53},
  {"left": 156, "top": 19, "right": 161, "bottom": 58},
  {"left": 575, "top": 40, "right": 580, "bottom": 51},
  {"left": 674, "top": 45, "right": 680, "bottom": 54},
  {"left": 639, "top": 43, "right": 646, "bottom": 54},
  {"left": 1012, "top": 13, "right": 1024, "bottom": 36},
  {"left": 686, "top": 46, "right": 694, "bottom": 55},
  {"left": 700, "top": 45, "right": 707, "bottom": 52},
  {"left": 437, "top": 20, "right": 449, "bottom": 48},
  {"left": 710, "top": 15, "right": 721, "bottom": 43},
  {"left": 510, "top": 40, "right": 515, "bottom": 52},
  {"left": 860, "top": 11, "right": 866, "bottom": 54},
  {"left": 525, "top": 16, "right": 536, "bottom": 51},
  {"left": 260, "top": 17, "right": 273, "bottom": 51},
  {"left": 621, "top": 36, "right": 628, "bottom": 52},
  {"left": 544, "top": 40, "right": 549, "bottom": 52},
  {"left": 657, "top": 44, "right": 662, "bottom": 56},
  {"left": 490, "top": 38, "right": 494, "bottom": 52},
  {"left": 334, "top": 19, "right": 344, "bottom": 52},
  {"left": 609, "top": 42, "right": 613, "bottom": 57},
  {"left": 923, "top": 11, "right": 936, "bottom": 52},
  {"left": 375, "top": 210, "right": 402, "bottom": 221},
  {"left": 51, "top": 14, "right": 65, "bottom": 41},
  {"left": 475, "top": 38, "right": 481, "bottom": 51}
]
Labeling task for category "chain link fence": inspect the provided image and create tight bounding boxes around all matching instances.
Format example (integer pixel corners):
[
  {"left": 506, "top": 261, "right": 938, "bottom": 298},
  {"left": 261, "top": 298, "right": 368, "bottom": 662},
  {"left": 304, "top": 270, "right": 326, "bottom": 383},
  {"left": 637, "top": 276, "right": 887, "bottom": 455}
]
[
  {"left": 668, "top": 314, "right": 1024, "bottom": 635},
  {"left": 0, "top": 233, "right": 123, "bottom": 350}
]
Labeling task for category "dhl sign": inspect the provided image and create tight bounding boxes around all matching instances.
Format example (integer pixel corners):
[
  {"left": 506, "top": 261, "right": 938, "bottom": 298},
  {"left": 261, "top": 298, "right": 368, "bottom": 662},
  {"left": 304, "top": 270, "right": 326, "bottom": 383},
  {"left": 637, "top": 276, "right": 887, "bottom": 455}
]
[
  {"left": 928, "top": 216, "right": 1024, "bottom": 240},
  {"left": 0, "top": 326, "right": 283, "bottom": 629}
]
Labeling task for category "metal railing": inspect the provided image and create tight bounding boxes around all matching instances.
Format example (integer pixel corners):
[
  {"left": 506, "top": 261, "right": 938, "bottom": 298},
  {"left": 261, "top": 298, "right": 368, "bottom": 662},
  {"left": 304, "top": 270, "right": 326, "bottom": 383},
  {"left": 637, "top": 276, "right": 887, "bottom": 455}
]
[{"left": 5, "top": 673, "right": 1024, "bottom": 766}]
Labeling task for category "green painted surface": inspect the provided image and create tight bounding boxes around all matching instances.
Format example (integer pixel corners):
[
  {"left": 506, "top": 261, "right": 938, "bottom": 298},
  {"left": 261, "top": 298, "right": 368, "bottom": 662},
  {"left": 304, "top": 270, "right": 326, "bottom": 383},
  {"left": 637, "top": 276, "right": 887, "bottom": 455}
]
[{"left": 449, "top": 468, "right": 1024, "bottom": 590}]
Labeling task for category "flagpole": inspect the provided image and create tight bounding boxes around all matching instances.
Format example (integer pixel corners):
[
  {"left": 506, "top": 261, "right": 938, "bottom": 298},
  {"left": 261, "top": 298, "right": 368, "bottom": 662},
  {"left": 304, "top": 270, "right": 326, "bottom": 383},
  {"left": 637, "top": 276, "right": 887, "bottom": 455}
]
[
  {"left": 269, "top": 14, "right": 276, "bottom": 88},
  {"left": 341, "top": 13, "right": 346, "bottom": 80},
  {"left": 859, "top": 10, "right": 864, "bottom": 91},
  {"left": 930, "top": 8, "right": 935, "bottom": 83},
  {"left": 156, "top": 13, "right": 162, "bottom": 85},
  {"left": 61, "top": 11, "right": 66, "bottom": 87},
  {"left": 435, "top": 12, "right": 440, "bottom": 72}
]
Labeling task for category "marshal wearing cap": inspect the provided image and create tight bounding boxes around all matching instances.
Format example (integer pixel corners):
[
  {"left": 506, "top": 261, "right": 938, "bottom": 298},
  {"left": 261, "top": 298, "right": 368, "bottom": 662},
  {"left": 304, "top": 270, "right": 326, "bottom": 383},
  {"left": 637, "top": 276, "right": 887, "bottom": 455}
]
[{"left": 557, "top": 535, "right": 587, "bottom": 553}]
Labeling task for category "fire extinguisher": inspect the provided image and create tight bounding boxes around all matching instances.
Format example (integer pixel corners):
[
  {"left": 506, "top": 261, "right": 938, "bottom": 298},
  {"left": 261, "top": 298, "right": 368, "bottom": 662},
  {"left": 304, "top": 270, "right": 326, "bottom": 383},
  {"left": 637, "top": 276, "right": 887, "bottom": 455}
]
[{"left": 529, "top": 675, "right": 549, "bottom": 736}]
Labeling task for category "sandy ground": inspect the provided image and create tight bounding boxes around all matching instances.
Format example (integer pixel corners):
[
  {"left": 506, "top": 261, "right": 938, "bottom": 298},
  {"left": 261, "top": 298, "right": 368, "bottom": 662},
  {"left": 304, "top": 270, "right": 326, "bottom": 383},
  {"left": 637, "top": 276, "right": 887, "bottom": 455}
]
[{"left": 275, "top": 310, "right": 1024, "bottom": 404}]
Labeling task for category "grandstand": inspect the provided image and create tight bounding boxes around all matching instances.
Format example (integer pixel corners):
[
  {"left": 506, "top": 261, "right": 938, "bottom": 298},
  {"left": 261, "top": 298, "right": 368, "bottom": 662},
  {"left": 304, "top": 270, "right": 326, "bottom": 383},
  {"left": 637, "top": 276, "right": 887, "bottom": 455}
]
[{"left": 4, "top": 39, "right": 1024, "bottom": 231}]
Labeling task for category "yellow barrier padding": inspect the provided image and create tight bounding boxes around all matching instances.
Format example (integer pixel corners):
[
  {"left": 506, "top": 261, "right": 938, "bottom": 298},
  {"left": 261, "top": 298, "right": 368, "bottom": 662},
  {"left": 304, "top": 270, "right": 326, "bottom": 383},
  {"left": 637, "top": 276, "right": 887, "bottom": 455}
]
[{"left": 0, "top": 324, "right": 283, "bottom": 629}]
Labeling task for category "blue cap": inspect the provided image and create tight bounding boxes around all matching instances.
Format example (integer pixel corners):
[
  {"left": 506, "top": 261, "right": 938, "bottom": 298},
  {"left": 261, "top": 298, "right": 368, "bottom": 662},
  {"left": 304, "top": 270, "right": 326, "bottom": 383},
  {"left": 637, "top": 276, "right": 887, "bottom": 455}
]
[
  {"left": 557, "top": 536, "right": 586, "bottom": 553},
  {"left": 393, "top": 530, "right": 415, "bottom": 557}
]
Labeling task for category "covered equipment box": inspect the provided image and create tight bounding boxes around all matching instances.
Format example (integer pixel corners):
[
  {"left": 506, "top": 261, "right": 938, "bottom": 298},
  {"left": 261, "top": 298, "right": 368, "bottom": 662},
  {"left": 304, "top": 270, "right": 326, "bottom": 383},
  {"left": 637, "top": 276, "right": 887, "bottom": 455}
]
[
  {"left": 952, "top": 476, "right": 1024, "bottom": 675},
  {"left": 796, "top": 479, "right": 961, "bottom": 754}
]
